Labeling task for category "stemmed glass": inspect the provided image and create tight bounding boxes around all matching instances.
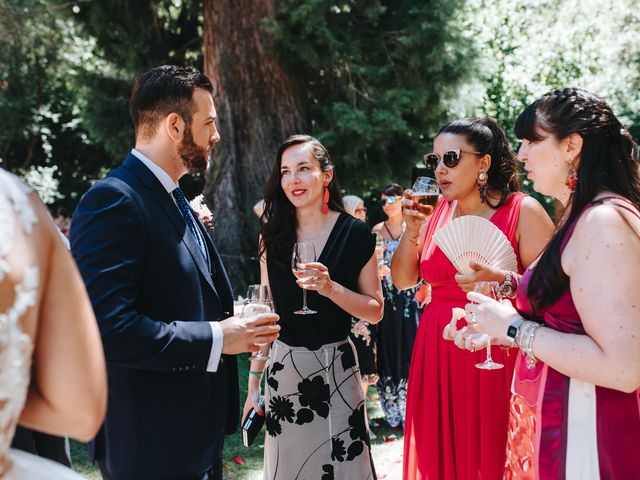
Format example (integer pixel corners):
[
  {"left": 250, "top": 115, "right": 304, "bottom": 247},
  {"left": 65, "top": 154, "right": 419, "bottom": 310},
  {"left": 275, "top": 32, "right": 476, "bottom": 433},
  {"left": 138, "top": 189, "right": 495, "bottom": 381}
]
[
  {"left": 471, "top": 281, "right": 504, "bottom": 370},
  {"left": 291, "top": 242, "right": 317, "bottom": 315},
  {"left": 244, "top": 284, "right": 274, "bottom": 361},
  {"left": 410, "top": 176, "right": 440, "bottom": 210}
]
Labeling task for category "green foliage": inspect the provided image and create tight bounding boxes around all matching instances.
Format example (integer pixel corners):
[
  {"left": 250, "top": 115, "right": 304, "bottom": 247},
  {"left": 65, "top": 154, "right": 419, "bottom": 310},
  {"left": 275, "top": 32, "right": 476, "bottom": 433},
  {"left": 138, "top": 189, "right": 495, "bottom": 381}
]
[
  {"left": 0, "top": 0, "right": 113, "bottom": 210},
  {"left": 46, "top": 0, "right": 205, "bottom": 161},
  {"left": 269, "top": 0, "right": 474, "bottom": 191},
  {"left": 3, "top": 0, "right": 640, "bottom": 216},
  {"left": 455, "top": 0, "right": 640, "bottom": 213}
]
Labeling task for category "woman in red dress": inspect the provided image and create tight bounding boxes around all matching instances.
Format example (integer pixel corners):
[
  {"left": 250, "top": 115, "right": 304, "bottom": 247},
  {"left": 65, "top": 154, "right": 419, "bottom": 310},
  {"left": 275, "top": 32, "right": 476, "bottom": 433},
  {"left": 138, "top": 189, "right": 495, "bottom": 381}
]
[
  {"left": 392, "top": 117, "right": 554, "bottom": 479},
  {"left": 460, "top": 89, "right": 640, "bottom": 479}
]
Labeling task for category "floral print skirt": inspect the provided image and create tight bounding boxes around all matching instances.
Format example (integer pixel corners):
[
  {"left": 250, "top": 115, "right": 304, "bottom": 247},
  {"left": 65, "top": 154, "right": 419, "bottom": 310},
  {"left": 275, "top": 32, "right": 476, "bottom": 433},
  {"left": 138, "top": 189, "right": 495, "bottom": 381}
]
[{"left": 263, "top": 339, "right": 376, "bottom": 480}]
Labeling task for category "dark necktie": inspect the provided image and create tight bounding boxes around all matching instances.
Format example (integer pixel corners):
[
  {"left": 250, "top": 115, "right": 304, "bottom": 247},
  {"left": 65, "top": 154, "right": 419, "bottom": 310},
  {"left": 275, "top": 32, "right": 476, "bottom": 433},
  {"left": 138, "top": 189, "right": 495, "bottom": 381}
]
[{"left": 172, "top": 187, "right": 209, "bottom": 262}]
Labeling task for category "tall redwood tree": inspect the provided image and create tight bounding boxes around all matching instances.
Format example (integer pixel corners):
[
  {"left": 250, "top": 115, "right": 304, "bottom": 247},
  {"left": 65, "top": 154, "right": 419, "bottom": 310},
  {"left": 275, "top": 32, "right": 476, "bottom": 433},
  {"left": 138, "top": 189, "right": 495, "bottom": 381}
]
[{"left": 202, "top": 0, "right": 307, "bottom": 290}]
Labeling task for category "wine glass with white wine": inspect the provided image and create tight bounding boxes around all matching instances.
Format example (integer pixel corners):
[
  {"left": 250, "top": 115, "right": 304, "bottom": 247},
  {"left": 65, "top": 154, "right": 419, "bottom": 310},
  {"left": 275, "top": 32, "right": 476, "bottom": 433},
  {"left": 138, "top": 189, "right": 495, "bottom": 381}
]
[
  {"left": 244, "top": 284, "right": 274, "bottom": 361},
  {"left": 472, "top": 281, "right": 504, "bottom": 370},
  {"left": 291, "top": 242, "right": 317, "bottom": 315}
]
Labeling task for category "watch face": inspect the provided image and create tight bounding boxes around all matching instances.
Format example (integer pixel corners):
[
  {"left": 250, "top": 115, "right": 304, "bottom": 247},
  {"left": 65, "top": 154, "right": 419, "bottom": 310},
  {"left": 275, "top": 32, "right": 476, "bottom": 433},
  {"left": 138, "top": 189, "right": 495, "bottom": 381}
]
[{"left": 507, "top": 325, "right": 518, "bottom": 339}]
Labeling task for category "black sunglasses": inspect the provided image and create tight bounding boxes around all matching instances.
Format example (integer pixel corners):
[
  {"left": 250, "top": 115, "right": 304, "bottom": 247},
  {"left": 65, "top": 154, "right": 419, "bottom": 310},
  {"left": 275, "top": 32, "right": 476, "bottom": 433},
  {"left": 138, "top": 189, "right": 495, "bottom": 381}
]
[{"left": 423, "top": 148, "right": 483, "bottom": 170}]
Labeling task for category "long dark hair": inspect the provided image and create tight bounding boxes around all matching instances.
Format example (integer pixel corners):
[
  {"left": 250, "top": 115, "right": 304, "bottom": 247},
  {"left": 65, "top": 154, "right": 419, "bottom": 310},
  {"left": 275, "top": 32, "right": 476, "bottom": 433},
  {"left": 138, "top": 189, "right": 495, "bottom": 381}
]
[
  {"left": 437, "top": 117, "right": 520, "bottom": 208},
  {"left": 516, "top": 88, "right": 640, "bottom": 313},
  {"left": 260, "top": 135, "right": 344, "bottom": 265}
]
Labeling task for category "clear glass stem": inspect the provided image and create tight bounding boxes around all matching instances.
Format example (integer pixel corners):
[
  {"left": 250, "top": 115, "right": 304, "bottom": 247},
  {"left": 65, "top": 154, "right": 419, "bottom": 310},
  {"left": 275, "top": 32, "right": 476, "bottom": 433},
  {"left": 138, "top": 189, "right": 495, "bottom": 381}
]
[
  {"left": 302, "top": 288, "right": 308, "bottom": 310},
  {"left": 249, "top": 343, "right": 270, "bottom": 361},
  {"left": 486, "top": 337, "right": 493, "bottom": 362}
]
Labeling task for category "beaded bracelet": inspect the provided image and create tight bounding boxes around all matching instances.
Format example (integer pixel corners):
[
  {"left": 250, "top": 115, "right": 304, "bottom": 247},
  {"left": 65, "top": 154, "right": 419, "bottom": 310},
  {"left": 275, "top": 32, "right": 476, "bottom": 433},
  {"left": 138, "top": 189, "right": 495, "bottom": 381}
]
[
  {"left": 249, "top": 370, "right": 264, "bottom": 376},
  {"left": 515, "top": 320, "right": 542, "bottom": 368},
  {"left": 499, "top": 270, "right": 520, "bottom": 299}
]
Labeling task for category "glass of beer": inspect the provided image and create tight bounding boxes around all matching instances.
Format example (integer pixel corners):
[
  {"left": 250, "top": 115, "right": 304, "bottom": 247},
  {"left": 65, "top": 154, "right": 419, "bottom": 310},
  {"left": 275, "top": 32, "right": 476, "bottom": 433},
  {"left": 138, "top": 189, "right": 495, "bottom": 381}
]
[{"left": 410, "top": 176, "right": 440, "bottom": 214}]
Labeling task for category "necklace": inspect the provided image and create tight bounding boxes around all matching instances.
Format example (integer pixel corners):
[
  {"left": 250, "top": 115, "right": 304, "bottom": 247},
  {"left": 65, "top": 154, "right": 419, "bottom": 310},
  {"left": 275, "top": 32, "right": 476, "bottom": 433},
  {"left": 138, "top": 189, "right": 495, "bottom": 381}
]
[
  {"left": 452, "top": 201, "right": 494, "bottom": 220},
  {"left": 383, "top": 221, "right": 404, "bottom": 241},
  {"left": 451, "top": 201, "right": 463, "bottom": 219}
]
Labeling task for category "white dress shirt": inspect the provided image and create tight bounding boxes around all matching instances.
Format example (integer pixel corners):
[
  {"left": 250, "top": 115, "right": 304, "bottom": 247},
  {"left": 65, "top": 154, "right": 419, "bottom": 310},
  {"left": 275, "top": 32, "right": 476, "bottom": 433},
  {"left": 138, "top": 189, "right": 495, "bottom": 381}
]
[{"left": 131, "top": 149, "right": 224, "bottom": 372}]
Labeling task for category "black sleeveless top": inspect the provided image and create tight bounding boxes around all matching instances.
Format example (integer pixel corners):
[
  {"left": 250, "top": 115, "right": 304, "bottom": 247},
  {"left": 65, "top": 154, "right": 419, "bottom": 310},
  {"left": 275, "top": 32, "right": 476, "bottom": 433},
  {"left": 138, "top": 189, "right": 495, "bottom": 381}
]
[{"left": 267, "top": 213, "right": 376, "bottom": 350}]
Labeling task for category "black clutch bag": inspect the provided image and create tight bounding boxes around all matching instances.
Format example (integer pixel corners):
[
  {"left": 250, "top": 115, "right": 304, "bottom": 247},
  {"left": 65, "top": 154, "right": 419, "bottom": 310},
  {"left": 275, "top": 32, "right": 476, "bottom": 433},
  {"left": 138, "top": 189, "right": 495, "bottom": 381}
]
[{"left": 241, "top": 397, "right": 265, "bottom": 447}]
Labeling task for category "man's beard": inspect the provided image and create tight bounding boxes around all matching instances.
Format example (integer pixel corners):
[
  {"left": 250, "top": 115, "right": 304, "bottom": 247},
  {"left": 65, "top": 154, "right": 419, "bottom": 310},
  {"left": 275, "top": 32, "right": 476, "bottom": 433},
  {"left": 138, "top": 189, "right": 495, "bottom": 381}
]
[{"left": 178, "top": 125, "right": 210, "bottom": 173}]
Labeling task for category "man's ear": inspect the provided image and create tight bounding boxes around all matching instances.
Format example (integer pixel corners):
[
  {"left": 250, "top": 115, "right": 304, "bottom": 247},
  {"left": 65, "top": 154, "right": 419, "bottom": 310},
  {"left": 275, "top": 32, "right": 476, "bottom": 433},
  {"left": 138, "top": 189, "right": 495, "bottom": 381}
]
[{"left": 164, "top": 113, "right": 184, "bottom": 143}]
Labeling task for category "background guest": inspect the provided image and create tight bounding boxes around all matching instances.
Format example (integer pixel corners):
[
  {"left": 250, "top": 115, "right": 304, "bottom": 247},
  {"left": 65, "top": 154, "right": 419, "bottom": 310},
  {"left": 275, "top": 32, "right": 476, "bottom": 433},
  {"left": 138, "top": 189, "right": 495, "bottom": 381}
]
[
  {"left": 343, "top": 194, "right": 368, "bottom": 222},
  {"left": 253, "top": 199, "right": 265, "bottom": 219},
  {"left": 343, "top": 194, "right": 379, "bottom": 400},
  {"left": 372, "top": 183, "right": 421, "bottom": 429}
]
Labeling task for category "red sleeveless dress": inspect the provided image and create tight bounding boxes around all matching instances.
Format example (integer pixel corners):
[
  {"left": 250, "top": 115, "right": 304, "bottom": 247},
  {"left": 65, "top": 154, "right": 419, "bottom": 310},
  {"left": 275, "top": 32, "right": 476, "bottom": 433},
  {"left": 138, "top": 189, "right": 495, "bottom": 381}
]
[
  {"left": 403, "top": 193, "right": 525, "bottom": 480},
  {"left": 506, "top": 197, "right": 640, "bottom": 479}
]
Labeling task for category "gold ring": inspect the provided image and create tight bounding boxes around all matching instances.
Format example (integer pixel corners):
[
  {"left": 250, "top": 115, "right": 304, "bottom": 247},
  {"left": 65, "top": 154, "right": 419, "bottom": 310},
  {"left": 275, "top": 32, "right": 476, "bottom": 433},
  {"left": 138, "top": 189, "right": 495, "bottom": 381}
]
[{"left": 470, "top": 346, "right": 476, "bottom": 352}]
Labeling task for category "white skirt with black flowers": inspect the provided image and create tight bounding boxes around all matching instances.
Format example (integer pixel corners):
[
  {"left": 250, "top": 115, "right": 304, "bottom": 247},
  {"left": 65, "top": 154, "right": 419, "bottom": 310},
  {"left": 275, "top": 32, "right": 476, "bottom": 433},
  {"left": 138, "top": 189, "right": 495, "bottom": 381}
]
[{"left": 263, "top": 338, "right": 376, "bottom": 480}]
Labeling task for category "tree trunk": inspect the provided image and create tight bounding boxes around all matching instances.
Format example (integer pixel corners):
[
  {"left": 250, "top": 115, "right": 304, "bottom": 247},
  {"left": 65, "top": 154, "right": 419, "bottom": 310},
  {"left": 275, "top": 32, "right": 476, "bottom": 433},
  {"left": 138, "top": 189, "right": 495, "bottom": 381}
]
[{"left": 202, "top": 0, "right": 307, "bottom": 294}]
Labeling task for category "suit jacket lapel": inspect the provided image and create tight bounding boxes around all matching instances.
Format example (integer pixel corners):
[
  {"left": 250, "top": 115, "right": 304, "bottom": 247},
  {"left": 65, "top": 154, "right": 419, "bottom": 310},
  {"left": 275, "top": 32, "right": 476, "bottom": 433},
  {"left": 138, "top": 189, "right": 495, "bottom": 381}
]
[
  {"left": 197, "top": 222, "right": 234, "bottom": 315},
  {"left": 122, "top": 155, "right": 218, "bottom": 297}
]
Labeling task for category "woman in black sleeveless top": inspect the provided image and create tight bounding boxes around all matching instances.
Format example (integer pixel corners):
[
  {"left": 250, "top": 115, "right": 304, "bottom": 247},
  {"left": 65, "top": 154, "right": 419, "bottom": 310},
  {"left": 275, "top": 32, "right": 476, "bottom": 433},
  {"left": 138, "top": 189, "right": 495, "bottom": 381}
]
[{"left": 243, "top": 135, "right": 383, "bottom": 479}]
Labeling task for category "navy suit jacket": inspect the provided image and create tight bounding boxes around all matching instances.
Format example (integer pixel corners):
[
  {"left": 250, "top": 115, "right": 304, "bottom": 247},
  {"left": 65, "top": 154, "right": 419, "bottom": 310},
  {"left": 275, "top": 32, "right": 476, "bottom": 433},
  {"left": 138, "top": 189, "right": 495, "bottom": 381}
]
[{"left": 70, "top": 154, "right": 238, "bottom": 479}]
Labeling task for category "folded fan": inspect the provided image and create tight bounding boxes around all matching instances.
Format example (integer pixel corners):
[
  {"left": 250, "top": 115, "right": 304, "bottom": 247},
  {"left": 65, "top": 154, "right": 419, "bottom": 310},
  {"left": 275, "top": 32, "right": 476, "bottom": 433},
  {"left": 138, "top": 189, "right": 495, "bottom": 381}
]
[{"left": 433, "top": 215, "right": 517, "bottom": 275}]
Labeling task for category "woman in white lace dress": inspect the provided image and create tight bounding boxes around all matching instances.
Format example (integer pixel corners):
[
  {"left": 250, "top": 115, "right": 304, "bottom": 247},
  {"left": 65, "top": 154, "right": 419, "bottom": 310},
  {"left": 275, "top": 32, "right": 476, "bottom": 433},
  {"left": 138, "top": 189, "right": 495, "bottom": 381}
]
[{"left": 0, "top": 169, "right": 107, "bottom": 479}]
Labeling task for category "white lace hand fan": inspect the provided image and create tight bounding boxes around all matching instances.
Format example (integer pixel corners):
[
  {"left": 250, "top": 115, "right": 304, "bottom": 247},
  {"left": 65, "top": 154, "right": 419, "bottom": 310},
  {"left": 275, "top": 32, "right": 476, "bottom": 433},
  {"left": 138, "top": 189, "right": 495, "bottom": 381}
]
[{"left": 433, "top": 215, "right": 517, "bottom": 274}]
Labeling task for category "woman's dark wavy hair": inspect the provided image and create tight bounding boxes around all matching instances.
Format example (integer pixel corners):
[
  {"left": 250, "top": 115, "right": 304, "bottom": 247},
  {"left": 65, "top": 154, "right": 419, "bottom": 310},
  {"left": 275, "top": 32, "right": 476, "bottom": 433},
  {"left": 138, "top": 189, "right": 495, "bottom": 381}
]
[
  {"left": 515, "top": 88, "right": 640, "bottom": 313},
  {"left": 437, "top": 117, "right": 520, "bottom": 208},
  {"left": 260, "top": 135, "right": 344, "bottom": 265}
]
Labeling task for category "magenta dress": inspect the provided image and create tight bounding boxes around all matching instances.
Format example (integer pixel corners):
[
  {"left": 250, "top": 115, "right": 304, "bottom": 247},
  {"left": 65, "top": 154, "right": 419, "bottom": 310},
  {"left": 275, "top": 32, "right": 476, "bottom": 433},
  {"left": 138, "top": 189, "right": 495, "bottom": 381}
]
[
  {"left": 507, "top": 197, "right": 640, "bottom": 479},
  {"left": 404, "top": 193, "right": 524, "bottom": 480}
]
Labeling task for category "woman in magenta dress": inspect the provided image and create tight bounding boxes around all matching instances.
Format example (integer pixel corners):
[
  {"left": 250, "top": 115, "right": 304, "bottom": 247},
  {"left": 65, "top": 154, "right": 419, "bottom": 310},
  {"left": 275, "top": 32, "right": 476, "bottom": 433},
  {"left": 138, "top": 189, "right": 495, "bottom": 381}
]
[
  {"left": 456, "top": 89, "right": 640, "bottom": 479},
  {"left": 392, "top": 117, "right": 554, "bottom": 479}
]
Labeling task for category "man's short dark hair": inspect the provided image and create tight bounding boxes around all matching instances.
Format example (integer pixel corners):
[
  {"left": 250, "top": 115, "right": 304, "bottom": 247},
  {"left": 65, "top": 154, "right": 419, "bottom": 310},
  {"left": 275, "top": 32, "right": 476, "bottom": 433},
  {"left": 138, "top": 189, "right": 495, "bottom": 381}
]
[{"left": 129, "top": 65, "right": 214, "bottom": 139}]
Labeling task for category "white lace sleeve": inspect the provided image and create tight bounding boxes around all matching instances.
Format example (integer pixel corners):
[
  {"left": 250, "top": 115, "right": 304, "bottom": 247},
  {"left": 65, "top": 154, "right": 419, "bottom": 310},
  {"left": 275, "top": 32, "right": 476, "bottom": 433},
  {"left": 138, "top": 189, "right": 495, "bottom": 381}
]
[{"left": 0, "top": 169, "right": 40, "bottom": 476}]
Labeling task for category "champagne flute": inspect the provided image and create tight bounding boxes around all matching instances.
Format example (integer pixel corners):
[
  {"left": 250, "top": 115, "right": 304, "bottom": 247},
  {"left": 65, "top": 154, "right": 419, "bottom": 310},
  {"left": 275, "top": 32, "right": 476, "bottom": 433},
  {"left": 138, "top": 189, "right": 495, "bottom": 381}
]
[
  {"left": 411, "top": 176, "right": 440, "bottom": 213},
  {"left": 472, "top": 281, "right": 504, "bottom": 370},
  {"left": 291, "top": 242, "right": 317, "bottom": 315},
  {"left": 244, "top": 284, "right": 274, "bottom": 361}
]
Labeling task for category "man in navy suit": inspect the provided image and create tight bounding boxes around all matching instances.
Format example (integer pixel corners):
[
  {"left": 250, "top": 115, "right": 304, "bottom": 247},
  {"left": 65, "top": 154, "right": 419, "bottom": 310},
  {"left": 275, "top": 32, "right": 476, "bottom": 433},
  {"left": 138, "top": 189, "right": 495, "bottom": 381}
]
[{"left": 70, "top": 65, "right": 280, "bottom": 480}]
